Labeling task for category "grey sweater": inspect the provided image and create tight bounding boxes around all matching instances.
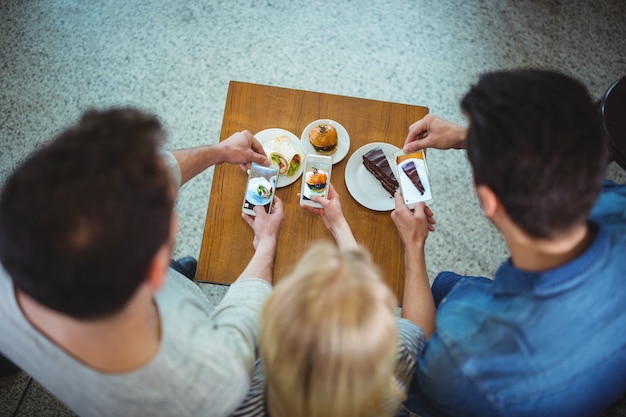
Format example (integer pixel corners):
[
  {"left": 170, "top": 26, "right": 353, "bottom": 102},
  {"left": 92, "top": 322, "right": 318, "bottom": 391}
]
[
  {"left": 0, "top": 151, "right": 272, "bottom": 416},
  {"left": 0, "top": 264, "right": 272, "bottom": 416}
]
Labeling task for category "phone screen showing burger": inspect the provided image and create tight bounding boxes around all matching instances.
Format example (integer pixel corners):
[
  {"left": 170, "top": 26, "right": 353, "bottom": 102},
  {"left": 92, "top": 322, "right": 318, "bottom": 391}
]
[
  {"left": 300, "top": 154, "right": 332, "bottom": 208},
  {"left": 242, "top": 162, "right": 279, "bottom": 216}
]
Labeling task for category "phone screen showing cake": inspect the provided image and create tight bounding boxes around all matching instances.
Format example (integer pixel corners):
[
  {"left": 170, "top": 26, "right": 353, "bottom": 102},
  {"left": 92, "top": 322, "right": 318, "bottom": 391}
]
[{"left": 395, "top": 150, "right": 433, "bottom": 208}]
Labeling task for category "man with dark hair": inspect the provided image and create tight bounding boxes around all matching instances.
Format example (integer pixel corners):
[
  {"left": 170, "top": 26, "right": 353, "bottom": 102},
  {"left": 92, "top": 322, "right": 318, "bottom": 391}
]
[
  {"left": 397, "top": 70, "right": 626, "bottom": 416},
  {"left": 0, "top": 108, "right": 284, "bottom": 417}
]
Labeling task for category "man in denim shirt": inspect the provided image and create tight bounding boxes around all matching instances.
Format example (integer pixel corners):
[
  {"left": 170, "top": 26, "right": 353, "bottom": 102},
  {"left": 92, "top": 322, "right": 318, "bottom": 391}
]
[{"left": 401, "top": 70, "right": 626, "bottom": 416}]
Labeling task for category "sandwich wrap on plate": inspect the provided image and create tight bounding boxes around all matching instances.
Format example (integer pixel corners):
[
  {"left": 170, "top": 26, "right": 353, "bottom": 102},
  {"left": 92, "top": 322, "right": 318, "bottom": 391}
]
[{"left": 268, "top": 135, "right": 303, "bottom": 176}]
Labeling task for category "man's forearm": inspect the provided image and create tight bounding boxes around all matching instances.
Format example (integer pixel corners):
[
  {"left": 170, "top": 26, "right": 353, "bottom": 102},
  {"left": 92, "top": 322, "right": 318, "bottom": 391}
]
[
  {"left": 171, "top": 145, "right": 224, "bottom": 186},
  {"left": 401, "top": 244, "right": 436, "bottom": 338},
  {"left": 235, "top": 238, "right": 277, "bottom": 285},
  {"left": 451, "top": 124, "right": 468, "bottom": 149}
]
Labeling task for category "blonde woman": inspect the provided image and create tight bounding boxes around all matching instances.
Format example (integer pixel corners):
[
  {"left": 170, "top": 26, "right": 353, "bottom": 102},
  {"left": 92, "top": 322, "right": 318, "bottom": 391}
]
[{"left": 231, "top": 184, "right": 435, "bottom": 417}]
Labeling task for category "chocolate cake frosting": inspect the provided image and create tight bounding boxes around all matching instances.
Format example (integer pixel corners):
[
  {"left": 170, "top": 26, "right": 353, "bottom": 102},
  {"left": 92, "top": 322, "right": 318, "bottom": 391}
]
[
  {"left": 401, "top": 160, "right": 425, "bottom": 194},
  {"left": 362, "top": 147, "right": 399, "bottom": 197}
]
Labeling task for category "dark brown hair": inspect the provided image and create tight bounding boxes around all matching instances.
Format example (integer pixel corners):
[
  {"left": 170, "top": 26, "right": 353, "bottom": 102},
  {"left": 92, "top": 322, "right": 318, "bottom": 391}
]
[
  {"left": 0, "top": 108, "right": 174, "bottom": 318},
  {"left": 462, "top": 69, "right": 607, "bottom": 238}
]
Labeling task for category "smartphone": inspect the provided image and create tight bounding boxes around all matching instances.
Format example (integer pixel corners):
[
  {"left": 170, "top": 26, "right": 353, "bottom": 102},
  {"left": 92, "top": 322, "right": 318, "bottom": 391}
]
[
  {"left": 393, "top": 149, "right": 433, "bottom": 208},
  {"left": 242, "top": 162, "right": 280, "bottom": 216},
  {"left": 300, "top": 154, "right": 332, "bottom": 208}
]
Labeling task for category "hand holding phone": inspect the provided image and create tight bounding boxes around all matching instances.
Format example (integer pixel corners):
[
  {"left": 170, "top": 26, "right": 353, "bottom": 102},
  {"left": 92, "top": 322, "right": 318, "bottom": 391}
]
[
  {"left": 242, "top": 162, "right": 279, "bottom": 216},
  {"left": 300, "top": 154, "right": 332, "bottom": 208},
  {"left": 393, "top": 150, "right": 433, "bottom": 209}
]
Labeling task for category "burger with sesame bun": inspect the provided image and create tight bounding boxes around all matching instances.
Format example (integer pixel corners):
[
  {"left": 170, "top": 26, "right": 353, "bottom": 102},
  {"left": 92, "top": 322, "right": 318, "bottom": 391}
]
[{"left": 308, "top": 124, "right": 338, "bottom": 155}]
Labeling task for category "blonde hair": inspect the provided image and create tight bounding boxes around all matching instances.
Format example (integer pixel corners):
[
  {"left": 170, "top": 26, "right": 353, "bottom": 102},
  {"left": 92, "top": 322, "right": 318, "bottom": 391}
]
[{"left": 260, "top": 242, "right": 403, "bottom": 417}]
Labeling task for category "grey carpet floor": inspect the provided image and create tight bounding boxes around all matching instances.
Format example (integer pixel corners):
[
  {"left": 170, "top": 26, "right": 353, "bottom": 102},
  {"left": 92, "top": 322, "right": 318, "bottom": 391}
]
[{"left": 1, "top": 0, "right": 625, "bottom": 415}]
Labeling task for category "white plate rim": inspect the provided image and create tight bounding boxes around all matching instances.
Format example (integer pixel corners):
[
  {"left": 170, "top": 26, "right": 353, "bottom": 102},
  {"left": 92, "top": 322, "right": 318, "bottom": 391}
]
[
  {"left": 255, "top": 128, "right": 305, "bottom": 187},
  {"left": 300, "top": 119, "right": 350, "bottom": 164},
  {"left": 345, "top": 142, "right": 400, "bottom": 211}
]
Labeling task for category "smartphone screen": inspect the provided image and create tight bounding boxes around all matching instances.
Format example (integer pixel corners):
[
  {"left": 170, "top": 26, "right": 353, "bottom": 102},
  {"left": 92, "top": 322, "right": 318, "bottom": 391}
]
[
  {"left": 300, "top": 155, "right": 332, "bottom": 208},
  {"left": 394, "top": 150, "right": 433, "bottom": 208},
  {"left": 242, "top": 162, "right": 279, "bottom": 216}
]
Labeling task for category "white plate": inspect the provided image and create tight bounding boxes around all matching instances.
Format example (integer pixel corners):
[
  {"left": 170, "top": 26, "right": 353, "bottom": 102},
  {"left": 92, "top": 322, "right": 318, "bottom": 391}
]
[
  {"left": 255, "top": 128, "right": 305, "bottom": 187},
  {"left": 345, "top": 142, "right": 400, "bottom": 211},
  {"left": 300, "top": 119, "right": 350, "bottom": 164}
]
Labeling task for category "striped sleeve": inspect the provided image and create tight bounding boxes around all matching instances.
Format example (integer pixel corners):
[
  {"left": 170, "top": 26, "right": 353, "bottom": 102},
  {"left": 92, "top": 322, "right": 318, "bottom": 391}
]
[
  {"left": 229, "top": 356, "right": 268, "bottom": 417},
  {"left": 394, "top": 318, "right": 427, "bottom": 417},
  {"left": 394, "top": 318, "right": 426, "bottom": 393}
]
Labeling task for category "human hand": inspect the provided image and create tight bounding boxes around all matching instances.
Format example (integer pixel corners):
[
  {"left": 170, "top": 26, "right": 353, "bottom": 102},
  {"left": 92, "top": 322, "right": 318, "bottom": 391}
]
[
  {"left": 218, "top": 130, "right": 270, "bottom": 171},
  {"left": 242, "top": 196, "right": 284, "bottom": 249},
  {"left": 403, "top": 114, "right": 467, "bottom": 153},
  {"left": 390, "top": 193, "right": 436, "bottom": 249},
  {"left": 299, "top": 183, "right": 345, "bottom": 231},
  {"left": 300, "top": 183, "right": 357, "bottom": 249}
]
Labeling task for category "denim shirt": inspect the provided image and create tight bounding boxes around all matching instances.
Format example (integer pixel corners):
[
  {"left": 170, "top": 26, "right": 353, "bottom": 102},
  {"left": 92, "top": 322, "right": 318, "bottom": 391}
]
[{"left": 411, "top": 182, "right": 626, "bottom": 417}]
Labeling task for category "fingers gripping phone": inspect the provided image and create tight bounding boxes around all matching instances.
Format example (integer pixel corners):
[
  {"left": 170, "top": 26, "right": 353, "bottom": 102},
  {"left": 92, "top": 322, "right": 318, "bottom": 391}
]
[
  {"left": 242, "top": 162, "right": 280, "bottom": 216},
  {"left": 393, "top": 149, "right": 433, "bottom": 209},
  {"left": 300, "top": 154, "right": 332, "bottom": 208}
]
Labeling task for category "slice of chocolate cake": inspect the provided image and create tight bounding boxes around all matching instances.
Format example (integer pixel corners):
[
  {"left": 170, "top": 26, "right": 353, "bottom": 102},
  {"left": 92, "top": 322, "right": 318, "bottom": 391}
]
[
  {"left": 401, "top": 160, "right": 425, "bottom": 194},
  {"left": 362, "top": 147, "right": 399, "bottom": 197}
]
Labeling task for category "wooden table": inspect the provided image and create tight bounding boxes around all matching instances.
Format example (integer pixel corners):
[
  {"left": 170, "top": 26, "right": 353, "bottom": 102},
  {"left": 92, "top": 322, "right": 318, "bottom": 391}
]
[{"left": 197, "top": 81, "right": 428, "bottom": 302}]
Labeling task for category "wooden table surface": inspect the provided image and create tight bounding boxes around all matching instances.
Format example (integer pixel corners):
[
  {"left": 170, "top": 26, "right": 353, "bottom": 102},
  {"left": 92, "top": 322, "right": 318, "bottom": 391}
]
[{"left": 197, "top": 81, "right": 428, "bottom": 302}]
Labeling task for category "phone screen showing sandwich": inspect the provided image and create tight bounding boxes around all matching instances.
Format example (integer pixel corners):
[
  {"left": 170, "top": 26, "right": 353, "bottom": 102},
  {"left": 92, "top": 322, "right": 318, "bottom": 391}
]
[
  {"left": 300, "top": 154, "right": 332, "bottom": 208},
  {"left": 242, "top": 162, "right": 279, "bottom": 216},
  {"left": 394, "top": 150, "right": 433, "bottom": 208}
]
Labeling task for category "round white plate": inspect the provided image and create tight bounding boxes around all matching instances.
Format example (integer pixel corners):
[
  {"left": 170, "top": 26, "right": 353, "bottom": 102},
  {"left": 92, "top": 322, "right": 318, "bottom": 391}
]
[
  {"left": 300, "top": 119, "right": 350, "bottom": 164},
  {"left": 255, "top": 128, "right": 305, "bottom": 187},
  {"left": 345, "top": 142, "right": 400, "bottom": 211}
]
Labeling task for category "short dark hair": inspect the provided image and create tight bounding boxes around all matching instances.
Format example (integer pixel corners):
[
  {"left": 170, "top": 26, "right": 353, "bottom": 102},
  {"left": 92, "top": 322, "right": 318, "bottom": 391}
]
[
  {"left": 461, "top": 69, "right": 606, "bottom": 238},
  {"left": 0, "top": 108, "right": 175, "bottom": 319}
]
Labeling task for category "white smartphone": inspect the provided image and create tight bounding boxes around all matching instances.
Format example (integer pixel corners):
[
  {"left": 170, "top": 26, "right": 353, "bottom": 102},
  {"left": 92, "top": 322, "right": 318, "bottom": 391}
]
[
  {"left": 393, "top": 149, "right": 433, "bottom": 208},
  {"left": 300, "top": 154, "right": 332, "bottom": 208},
  {"left": 242, "top": 162, "right": 280, "bottom": 216}
]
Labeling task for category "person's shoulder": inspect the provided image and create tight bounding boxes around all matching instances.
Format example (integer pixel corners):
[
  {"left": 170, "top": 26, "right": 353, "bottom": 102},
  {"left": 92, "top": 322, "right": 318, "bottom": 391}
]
[
  {"left": 0, "top": 263, "right": 11, "bottom": 291},
  {"left": 0, "top": 263, "right": 19, "bottom": 314},
  {"left": 396, "top": 318, "right": 426, "bottom": 352},
  {"left": 591, "top": 181, "right": 626, "bottom": 231},
  {"left": 156, "top": 268, "right": 214, "bottom": 311}
]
